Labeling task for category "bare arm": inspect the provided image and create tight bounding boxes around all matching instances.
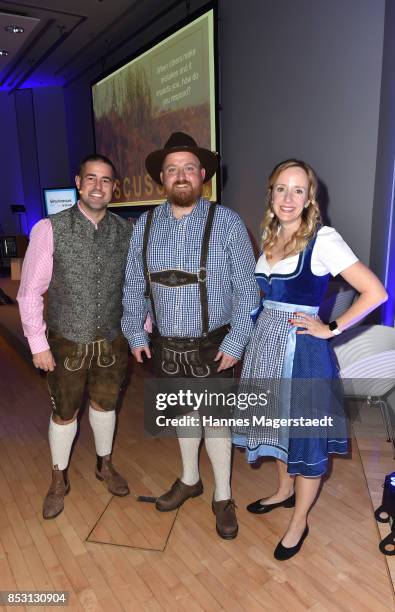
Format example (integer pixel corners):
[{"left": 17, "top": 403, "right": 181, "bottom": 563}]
[
  {"left": 291, "top": 261, "right": 388, "bottom": 339},
  {"left": 336, "top": 261, "right": 388, "bottom": 329}
]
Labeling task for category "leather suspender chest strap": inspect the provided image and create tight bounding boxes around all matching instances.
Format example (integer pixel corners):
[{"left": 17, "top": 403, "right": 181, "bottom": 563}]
[
  {"left": 198, "top": 202, "right": 216, "bottom": 336},
  {"left": 142, "top": 203, "right": 217, "bottom": 337},
  {"left": 142, "top": 208, "right": 156, "bottom": 324}
]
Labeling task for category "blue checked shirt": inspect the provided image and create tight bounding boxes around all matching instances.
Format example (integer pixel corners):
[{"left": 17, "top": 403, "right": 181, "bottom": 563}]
[{"left": 122, "top": 198, "right": 259, "bottom": 359}]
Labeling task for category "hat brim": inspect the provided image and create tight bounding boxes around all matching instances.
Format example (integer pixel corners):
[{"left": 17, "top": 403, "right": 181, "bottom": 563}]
[{"left": 145, "top": 145, "right": 218, "bottom": 185}]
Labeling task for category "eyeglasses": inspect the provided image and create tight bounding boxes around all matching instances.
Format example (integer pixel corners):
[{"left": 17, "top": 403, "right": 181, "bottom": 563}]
[{"left": 163, "top": 163, "right": 201, "bottom": 176}]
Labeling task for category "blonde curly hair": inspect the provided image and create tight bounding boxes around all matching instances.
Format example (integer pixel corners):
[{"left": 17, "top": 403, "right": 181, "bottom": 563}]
[{"left": 262, "top": 159, "right": 322, "bottom": 259}]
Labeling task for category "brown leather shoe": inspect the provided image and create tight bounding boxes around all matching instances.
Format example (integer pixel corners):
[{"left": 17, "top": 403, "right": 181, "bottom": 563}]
[
  {"left": 42, "top": 469, "right": 70, "bottom": 520},
  {"left": 212, "top": 499, "right": 238, "bottom": 539},
  {"left": 155, "top": 478, "right": 203, "bottom": 512},
  {"left": 95, "top": 455, "right": 130, "bottom": 496}
]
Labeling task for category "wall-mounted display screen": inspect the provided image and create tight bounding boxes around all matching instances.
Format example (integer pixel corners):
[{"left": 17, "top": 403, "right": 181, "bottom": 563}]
[
  {"left": 43, "top": 187, "right": 78, "bottom": 216},
  {"left": 91, "top": 6, "right": 218, "bottom": 208}
]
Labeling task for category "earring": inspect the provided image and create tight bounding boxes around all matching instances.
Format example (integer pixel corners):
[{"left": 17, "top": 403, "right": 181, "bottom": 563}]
[
  {"left": 269, "top": 211, "right": 275, "bottom": 218},
  {"left": 304, "top": 201, "right": 310, "bottom": 209}
]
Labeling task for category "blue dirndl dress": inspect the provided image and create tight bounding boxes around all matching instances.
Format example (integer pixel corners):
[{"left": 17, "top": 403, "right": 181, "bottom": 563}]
[{"left": 233, "top": 237, "right": 348, "bottom": 477}]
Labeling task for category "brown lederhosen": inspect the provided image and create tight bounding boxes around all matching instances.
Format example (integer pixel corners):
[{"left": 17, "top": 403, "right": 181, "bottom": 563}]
[
  {"left": 142, "top": 203, "right": 233, "bottom": 382},
  {"left": 47, "top": 331, "right": 128, "bottom": 420}
]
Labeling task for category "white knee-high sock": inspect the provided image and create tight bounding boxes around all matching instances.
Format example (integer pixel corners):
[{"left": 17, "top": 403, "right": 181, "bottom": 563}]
[
  {"left": 48, "top": 417, "right": 78, "bottom": 471},
  {"left": 89, "top": 406, "right": 116, "bottom": 457},
  {"left": 204, "top": 426, "right": 232, "bottom": 501},
  {"left": 176, "top": 414, "right": 202, "bottom": 485}
]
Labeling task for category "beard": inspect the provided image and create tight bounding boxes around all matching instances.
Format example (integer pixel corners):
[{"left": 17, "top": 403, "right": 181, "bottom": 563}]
[{"left": 167, "top": 181, "right": 203, "bottom": 207}]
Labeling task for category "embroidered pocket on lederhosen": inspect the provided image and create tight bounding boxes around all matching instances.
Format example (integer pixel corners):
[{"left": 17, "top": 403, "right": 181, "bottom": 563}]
[
  {"left": 64, "top": 343, "right": 89, "bottom": 371},
  {"left": 96, "top": 339, "right": 116, "bottom": 368}
]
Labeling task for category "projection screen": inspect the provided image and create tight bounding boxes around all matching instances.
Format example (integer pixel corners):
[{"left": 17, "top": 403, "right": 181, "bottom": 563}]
[{"left": 91, "top": 7, "right": 217, "bottom": 208}]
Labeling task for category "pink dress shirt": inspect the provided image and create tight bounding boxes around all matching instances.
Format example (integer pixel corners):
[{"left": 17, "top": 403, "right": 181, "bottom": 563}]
[{"left": 17, "top": 203, "right": 98, "bottom": 354}]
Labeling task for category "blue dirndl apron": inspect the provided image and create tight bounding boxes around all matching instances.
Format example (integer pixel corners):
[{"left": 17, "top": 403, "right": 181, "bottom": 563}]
[{"left": 232, "top": 237, "right": 348, "bottom": 477}]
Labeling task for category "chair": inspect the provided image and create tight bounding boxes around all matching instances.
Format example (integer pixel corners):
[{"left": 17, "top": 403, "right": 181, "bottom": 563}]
[{"left": 331, "top": 325, "right": 395, "bottom": 457}]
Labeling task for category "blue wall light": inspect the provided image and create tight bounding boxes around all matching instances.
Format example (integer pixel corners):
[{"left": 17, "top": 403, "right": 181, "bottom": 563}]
[{"left": 383, "top": 158, "right": 395, "bottom": 325}]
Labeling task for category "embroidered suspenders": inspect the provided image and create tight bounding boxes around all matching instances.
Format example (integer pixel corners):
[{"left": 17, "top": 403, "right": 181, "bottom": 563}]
[{"left": 142, "top": 203, "right": 217, "bottom": 337}]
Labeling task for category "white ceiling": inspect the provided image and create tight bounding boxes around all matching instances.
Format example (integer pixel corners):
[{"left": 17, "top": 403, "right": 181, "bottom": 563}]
[{"left": 0, "top": 0, "right": 188, "bottom": 92}]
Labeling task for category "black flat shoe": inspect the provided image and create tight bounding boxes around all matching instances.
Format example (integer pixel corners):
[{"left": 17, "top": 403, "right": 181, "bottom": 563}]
[
  {"left": 274, "top": 525, "right": 309, "bottom": 561},
  {"left": 246, "top": 492, "right": 295, "bottom": 514}
]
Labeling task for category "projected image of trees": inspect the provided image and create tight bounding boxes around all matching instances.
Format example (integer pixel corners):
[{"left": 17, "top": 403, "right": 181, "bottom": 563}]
[
  {"left": 92, "top": 10, "right": 216, "bottom": 206},
  {"left": 94, "top": 66, "right": 211, "bottom": 204}
]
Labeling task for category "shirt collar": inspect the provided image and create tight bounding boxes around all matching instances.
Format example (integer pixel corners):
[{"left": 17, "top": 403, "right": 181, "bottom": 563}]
[
  {"left": 77, "top": 201, "right": 101, "bottom": 229},
  {"left": 162, "top": 197, "right": 207, "bottom": 219}
]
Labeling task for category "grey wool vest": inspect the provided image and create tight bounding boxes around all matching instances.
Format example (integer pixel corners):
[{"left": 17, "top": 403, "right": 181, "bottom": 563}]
[{"left": 47, "top": 205, "right": 132, "bottom": 343}]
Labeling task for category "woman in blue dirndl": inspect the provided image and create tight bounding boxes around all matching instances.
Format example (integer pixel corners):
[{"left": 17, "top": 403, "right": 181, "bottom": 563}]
[{"left": 233, "top": 159, "right": 387, "bottom": 560}]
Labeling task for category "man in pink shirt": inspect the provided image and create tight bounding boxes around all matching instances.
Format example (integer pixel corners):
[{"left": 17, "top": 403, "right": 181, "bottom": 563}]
[{"left": 18, "top": 154, "right": 132, "bottom": 519}]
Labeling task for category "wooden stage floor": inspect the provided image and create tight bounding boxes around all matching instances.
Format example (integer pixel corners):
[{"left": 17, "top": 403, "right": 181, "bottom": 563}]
[
  {"left": 0, "top": 339, "right": 394, "bottom": 611},
  {"left": 0, "top": 277, "right": 394, "bottom": 611}
]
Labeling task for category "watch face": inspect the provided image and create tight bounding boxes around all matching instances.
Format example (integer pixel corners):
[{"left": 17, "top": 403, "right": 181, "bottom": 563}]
[{"left": 329, "top": 321, "right": 338, "bottom": 331}]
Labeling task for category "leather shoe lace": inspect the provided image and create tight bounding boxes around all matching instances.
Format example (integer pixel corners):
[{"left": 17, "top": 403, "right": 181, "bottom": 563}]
[
  {"left": 212, "top": 498, "right": 238, "bottom": 539},
  {"left": 155, "top": 478, "right": 203, "bottom": 512}
]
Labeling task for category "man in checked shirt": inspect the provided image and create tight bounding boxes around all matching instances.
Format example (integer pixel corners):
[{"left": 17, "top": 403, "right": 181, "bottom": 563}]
[
  {"left": 122, "top": 133, "right": 259, "bottom": 539},
  {"left": 17, "top": 154, "right": 132, "bottom": 519}
]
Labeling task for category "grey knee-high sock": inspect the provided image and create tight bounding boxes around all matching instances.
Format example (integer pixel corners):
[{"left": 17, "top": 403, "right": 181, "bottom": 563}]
[
  {"left": 176, "top": 414, "right": 202, "bottom": 485},
  {"left": 204, "top": 426, "right": 232, "bottom": 501}
]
